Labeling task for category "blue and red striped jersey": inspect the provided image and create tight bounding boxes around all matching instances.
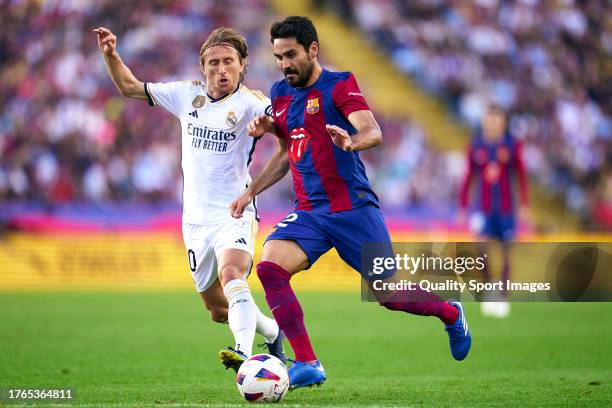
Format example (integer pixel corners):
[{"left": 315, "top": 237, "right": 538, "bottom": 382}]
[
  {"left": 270, "top": 69, "right": 379, "bottom": 213},
  {"left": 459, "top": 132, "right": 529, "bottom": 214}
]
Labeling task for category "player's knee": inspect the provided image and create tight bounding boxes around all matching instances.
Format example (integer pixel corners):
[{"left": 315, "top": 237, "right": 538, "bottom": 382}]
[
  {"left": 218, "top": 265, "right": 244, "bottom": 286},
  {"left": 261, "top": 241, "right": 309, "bottom": 272},
  {"left": 256, "top": 261, "right": 291, "bottom": 290}
]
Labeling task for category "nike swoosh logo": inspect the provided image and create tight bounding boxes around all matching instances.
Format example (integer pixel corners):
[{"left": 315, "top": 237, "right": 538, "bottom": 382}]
[{"left": 275, "top": 109, "right": 286, "bottom": 117}]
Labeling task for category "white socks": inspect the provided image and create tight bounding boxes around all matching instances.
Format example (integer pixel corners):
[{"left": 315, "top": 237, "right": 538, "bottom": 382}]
[
  {"left": 223, "top": 279, "right": 279, "bottom": 357},
  {"left": 256, "top": 307, "right": 280, "bottom": 344}
]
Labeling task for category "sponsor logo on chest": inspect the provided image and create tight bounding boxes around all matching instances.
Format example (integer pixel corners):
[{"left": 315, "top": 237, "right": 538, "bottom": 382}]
[
  {"left": 289, "top": 127, "right": 312, "bottom": 162},
  {"left": 187, "top": 122, "right": 237, "bottom": 153},
  {"left": 186, "top": 102, "right": 245, "bottom": 152}
]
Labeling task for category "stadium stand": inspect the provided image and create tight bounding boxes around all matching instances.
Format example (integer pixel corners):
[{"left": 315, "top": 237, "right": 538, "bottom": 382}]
[
  {"left": 324, "top": 0, "right": 611, "bottom": 229},
  {"left": 1, "top": 0, "right": 610, "bottom": 230}
]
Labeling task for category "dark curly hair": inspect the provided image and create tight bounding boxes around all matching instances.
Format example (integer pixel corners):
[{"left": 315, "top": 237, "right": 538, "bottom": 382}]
[{"left": 270, "top": 16, "right": 318, "bottom": 53}]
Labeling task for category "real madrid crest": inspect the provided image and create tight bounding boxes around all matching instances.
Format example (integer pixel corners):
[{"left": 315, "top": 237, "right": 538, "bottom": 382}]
[
  {"left": 226, "top": 111, "right": 238, "bottom": 127},
  {"left": 192, "top": 95, "right": 206, "bottom": 108},
  {"left": 306, "top": 98, "right": 319, "bottom": 114}
]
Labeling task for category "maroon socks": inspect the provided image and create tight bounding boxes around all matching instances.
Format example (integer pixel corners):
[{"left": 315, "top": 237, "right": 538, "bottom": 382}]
[
  {"left": 380, "top": 288, "right": 458, "bottom": 325},
  {"left": 257, "top": 261, "right": 317, "bottom": 362}
]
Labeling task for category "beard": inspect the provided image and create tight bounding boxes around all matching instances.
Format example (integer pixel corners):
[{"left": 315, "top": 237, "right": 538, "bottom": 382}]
[{"left": 284, "top": 60, "right": 314, "bottom": 88}]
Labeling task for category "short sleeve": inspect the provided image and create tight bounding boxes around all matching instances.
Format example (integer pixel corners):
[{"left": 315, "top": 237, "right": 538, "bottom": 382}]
[
  {"left": 250, "top": 91, "right": 272, "bottom": 117},
  {"left": 332, "top": 73, "right": 370, "bottom": 118},
  {"left": 269, "top": 82, "right": 278, "bottom": 102},
  {"left": 269, "top": 82, "right": 284, "bottom": 139},
  {"left": 144, "top": 81, "right": 190, "bottom": 117}
]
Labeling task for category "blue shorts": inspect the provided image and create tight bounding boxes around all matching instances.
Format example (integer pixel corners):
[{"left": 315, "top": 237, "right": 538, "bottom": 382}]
[
  {"left": 266, "top": 204, "right": 393, "bottom": 278},
  {"left": 480, "top": 212, "right": 516, "bottom": 242}
]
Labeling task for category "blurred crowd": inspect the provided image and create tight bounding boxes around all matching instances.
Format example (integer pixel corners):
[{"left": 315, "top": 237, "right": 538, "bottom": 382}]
[
  {"left": 0, "top": 0, "right": 288, "bottom": 208},
  {"left": 334, "top": 0, "right": 612, "bottom": 227},
  {"left": 0, "top": 0, "right": 456, "bottom": 218},
  {"left": 1, "top": 0, "right": 611, "bottom": 229}
]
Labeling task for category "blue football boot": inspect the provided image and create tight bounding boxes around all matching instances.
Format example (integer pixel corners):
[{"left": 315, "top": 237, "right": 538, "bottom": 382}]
[
  {"left": 219, "top": 346, "right": 247, "bottom": 373},
  {"left": 288, "top": 360, "right": 326, "bottom": 390},
  {"left": 445, "top": 300, "right": 472, "bottom": 361}
]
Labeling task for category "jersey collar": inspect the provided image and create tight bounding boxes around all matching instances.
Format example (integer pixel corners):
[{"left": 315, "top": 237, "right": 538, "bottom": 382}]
[{"left": 206, "top": 83, "right": 241, "bottom": 103}]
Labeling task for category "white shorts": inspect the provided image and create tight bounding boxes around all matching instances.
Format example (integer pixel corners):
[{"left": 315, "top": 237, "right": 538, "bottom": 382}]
[{"left": 182, "top": 214, "right": 258, "bottom": 293}]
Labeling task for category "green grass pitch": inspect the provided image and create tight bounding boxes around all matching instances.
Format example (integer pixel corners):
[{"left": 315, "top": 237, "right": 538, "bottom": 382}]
[{"left": 1, "top": 291, "right": 611, "bottom": 407}]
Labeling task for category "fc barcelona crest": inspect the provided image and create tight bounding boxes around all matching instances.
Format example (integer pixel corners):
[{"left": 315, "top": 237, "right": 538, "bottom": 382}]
[
  {"left": 306, "top": 98, "right": 319, "bottom": 114},
  {"left": 226, "top": 111, "right": 238, "bottom": 127}
]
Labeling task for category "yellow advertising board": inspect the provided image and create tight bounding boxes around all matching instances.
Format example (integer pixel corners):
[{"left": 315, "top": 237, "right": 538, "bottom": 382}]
[
  {"left": 2, "top": 231, "right": 610, "bottom": 291},
  {"left": 0, "top": 233, "right": 359, "bottom": 291}
]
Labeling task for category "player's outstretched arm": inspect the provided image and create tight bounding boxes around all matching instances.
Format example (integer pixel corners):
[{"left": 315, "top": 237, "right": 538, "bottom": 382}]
[
  {"left": 93, "top": 27, "right": 146, "bottom": 100},
  {"left": 230, "top": 138, "right": 289, "bottom": 218},
  {"left": 327, "top": 110, "right": 382, "bottom": 152}
]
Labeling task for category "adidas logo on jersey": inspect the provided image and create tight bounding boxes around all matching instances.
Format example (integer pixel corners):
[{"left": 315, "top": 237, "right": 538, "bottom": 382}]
[
  {"left": 189, "top": 110, "right": 198, "bottom": 118},
  {"left": 235, "top": 238, "right": 247, "bottom": 245}
]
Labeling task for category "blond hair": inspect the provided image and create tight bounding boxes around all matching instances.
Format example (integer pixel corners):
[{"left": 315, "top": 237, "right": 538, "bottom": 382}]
[{"left": 200, "top": 27, "right": 248, "bottom": 82}]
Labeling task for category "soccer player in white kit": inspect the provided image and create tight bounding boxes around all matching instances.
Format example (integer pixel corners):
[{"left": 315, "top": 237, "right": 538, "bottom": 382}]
[{"left": 94, "top": 26, "right": 285, "bottom": 372}]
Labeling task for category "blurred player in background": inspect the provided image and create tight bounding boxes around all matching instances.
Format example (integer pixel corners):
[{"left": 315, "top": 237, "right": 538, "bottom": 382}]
[
  {"left": 231, "top": 16, "right": 471, "bottom": 389},
  {"left": 94, "top": 26, "right": 285, "bottom": 372},
  {"left": 459, "top": 105, "right": 530, "bottom": 318}
]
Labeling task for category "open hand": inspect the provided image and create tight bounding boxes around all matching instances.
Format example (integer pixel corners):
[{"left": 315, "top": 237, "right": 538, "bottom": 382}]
[
  {"left": 230, "top": 192, "right": 254, "bottom": 218},
  {"left": 326, "top": 124, "right": 353, "bottom": 152},
  {"left": 247, "top": 115, "right": 274, "bottom": 137}
]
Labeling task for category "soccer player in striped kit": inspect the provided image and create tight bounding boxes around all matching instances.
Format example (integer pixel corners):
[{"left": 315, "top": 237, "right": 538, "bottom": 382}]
[
  {"left": 231, "top": 16, "right": 472, "bottom": 389},
  {"left": 459, "top": 105, "right": 530, "bottom": 317}
]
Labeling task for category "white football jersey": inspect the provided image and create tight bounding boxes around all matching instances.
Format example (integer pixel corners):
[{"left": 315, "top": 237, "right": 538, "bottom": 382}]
[{"left": 145, "top": 80, "right": 271, "bottom": 225}]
